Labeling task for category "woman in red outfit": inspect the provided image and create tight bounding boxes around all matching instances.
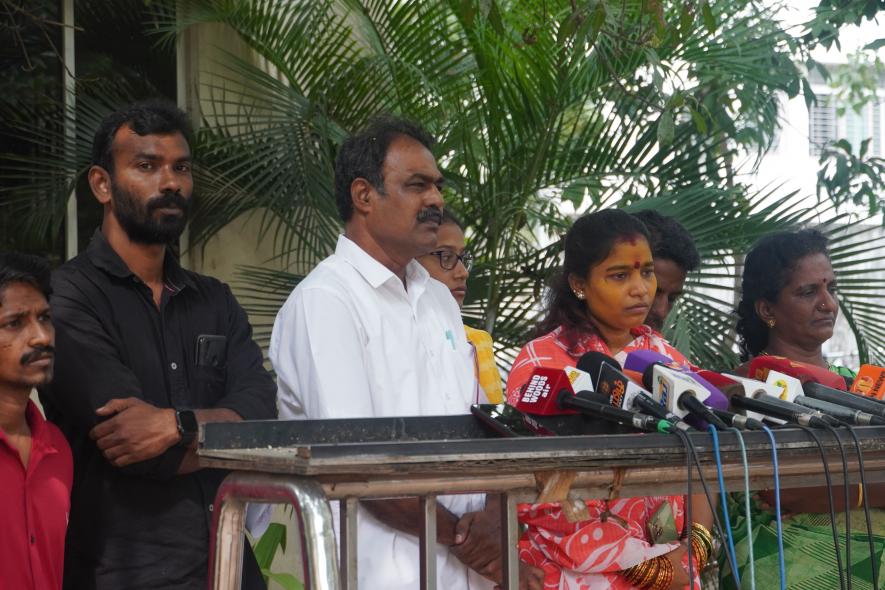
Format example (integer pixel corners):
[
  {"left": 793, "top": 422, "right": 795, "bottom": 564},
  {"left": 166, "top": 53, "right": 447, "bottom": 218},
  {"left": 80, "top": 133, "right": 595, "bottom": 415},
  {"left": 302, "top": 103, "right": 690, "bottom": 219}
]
[{"left": 507, "top": 209, "right": 711, "bottom": 590}]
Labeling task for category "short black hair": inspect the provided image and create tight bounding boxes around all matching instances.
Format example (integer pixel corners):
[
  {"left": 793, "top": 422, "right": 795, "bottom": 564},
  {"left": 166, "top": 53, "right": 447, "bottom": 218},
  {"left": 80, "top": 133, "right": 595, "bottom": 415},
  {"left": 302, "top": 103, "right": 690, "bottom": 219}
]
[
  {"left": 333, "top": 115, "right": 436, "bottom": 221},
  {"left": 735, "top": 229, "right": 830, "bottom": 360},
  {"left": 632, "top": 210, "right": 700, "bottom": 272},
  {"left": 91, "top": 98, "right": 193, "bottom": 173},
  {"left": 0, "top": 252, "right": 52, "bottom": 301}
]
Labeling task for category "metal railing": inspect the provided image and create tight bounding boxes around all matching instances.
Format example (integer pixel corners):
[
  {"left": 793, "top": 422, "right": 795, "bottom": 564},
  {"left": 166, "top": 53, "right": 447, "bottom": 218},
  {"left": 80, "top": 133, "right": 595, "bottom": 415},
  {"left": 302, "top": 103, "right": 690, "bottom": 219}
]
[{"left": 202, "top": 415, "right": 885, "bottom": 590}]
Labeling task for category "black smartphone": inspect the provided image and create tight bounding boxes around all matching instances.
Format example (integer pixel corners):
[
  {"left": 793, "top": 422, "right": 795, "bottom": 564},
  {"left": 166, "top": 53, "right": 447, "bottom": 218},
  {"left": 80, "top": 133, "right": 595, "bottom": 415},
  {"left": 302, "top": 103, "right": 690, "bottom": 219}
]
[
  {"left": 195, "top": 334, "right": 227, "bottom": 368},
  {"left": 471, "top": 403, "right": 557, "bottom": 437}
]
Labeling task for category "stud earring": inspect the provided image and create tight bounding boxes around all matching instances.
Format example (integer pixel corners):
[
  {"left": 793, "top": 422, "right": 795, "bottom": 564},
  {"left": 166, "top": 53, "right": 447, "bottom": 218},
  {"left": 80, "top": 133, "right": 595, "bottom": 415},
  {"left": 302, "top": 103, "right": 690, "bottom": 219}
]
[
  {"left": 574, "top": 291, "right": 585, "bottom": 300},
  {"left": 766, "top": 319, "right": 776, "bottom": 328}
]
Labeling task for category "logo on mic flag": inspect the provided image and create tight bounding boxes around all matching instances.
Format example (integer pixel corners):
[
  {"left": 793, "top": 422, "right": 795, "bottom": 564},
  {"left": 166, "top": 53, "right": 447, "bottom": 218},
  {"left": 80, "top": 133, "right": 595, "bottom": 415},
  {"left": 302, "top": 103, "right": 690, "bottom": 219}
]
[{"left": 521, "top": 374, "right": 551, "bottom": 404}]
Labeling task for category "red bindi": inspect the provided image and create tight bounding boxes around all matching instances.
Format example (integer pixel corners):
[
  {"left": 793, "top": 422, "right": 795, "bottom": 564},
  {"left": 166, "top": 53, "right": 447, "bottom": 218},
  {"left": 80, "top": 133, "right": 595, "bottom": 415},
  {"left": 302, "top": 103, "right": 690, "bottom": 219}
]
[
  {"left": 628, "top": 236, "right": 637, "bottom": 245},
  {"left": 633, "top": 261, "right": 640, "bottom": 269}
]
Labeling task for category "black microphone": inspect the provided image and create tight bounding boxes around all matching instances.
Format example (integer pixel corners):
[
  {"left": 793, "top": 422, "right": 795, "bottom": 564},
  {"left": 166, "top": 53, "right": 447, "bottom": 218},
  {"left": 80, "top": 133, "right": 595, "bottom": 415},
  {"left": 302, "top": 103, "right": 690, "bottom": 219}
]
[
  {"left": 576, "top": 351, "right": 619, "bottom": 382},
  {"left": 578, "top": 352, "right": 694, "bottom": 431},
  {"left": 803, "top": 382, "right": 885, "bottom": 418},
  {"left": 558, "top": 391, "right": 672, "bottom": 432},
  {"left": 642, "top": 363, "right": 729, "bottom": 430},
  {"left": 578, "top": 384, "right": 692, "bottom": 431},
  {"left": 732, "top": 394, "right": 832, "bottom": 428},
  {"left": 710, "top": 408, "right": 765, "bottom": 430},
  {"left": 513, "top": 367, "right": 672, "bottom": 433},
  {"left": 754, "top": 394, "right": 842, "bottom": 426},
  {"left": 794, "top": 395, "right": 885, "bottom": 426}
]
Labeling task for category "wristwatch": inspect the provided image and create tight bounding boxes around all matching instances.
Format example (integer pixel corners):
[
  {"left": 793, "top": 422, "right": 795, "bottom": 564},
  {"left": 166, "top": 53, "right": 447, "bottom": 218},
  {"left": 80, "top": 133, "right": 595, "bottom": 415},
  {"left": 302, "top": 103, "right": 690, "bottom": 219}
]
[{"left": 175, "top": 409, "right": 199, "bottom": 447}]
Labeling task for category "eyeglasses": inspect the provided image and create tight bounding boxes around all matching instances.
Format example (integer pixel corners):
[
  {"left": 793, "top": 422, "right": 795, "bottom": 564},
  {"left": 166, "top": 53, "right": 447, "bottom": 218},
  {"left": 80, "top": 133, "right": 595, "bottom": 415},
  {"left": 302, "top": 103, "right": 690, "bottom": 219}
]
[{"left": 426, "top": 249, "right": 474, "bottom": 272}]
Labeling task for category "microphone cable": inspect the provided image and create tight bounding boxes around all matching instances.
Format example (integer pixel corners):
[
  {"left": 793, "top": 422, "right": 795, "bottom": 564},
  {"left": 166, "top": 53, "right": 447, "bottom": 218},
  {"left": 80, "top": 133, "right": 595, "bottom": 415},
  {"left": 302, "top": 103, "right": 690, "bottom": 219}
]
[
  {"left": 671, "top": 428, "right": 741, "bottom": 589},
  {"left": 821, "top": 422, "right": 853, "bottom": 590},
  {"left": 760, "top": 425, "right": 787, "bottom": 590},
  {"left": 708, "top": 425, "right": 741, "bottom": 587},
  {"left": 670, "top": 426, "right": 694, "bottom": 588},
  {"left": 730, "top": 426, "right": 755, "bottom": 590},
  {"left": 794, "top": 423, "right": 846, "bottom": 590},
  {"left": 841, "top": 424, "right": 879, "bottom": 590}
]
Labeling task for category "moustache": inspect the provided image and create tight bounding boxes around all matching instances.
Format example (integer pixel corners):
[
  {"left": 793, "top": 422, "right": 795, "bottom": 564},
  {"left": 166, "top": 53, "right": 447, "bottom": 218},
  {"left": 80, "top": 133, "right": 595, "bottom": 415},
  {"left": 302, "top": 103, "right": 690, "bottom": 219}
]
[
  {"left": 147, "top": 191, "right": 191, "bottom": 214},
  {"left": 417, "top": 207, "right": 443, "bottom": 225},
  {"left": 21, "top": 345, "right": 54, "bottom": 366}
]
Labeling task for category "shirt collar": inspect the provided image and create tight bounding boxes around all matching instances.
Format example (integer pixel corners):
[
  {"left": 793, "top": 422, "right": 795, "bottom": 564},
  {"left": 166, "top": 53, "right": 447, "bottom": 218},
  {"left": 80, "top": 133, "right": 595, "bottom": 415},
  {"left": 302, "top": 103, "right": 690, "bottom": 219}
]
[
  {"left": 554, "top": 324, "right": 653, "bottom": 357},
  {"left": 335, "top": 234, "right": 429, "bottom": 292},
  {"left": 0, "top": 401, "right": 58, "bottom": 460},
  {"left": 86, "top": 230, "right": 195, "bottom": 291}
]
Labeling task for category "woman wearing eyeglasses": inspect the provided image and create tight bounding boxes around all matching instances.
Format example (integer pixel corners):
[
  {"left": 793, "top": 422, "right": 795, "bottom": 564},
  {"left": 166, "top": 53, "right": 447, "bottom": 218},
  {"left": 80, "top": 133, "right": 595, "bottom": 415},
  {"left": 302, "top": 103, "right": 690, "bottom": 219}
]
[{"left": 417, "top": 210, "right": 504, "bottom": 404}]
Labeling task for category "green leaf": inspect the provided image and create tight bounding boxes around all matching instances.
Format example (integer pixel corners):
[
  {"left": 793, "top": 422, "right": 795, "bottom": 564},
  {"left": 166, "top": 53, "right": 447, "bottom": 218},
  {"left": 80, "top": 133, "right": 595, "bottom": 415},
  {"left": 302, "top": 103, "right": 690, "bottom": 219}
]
[
  {"left": 701, "top": 1, "right": 716, "bottom": 34},
  {"left": 262, "top": 570, "right": 304, "bottom": 590},
  {"left": 253, "top": 523, "right": 287, "bottom": 570},
  {"left": 801, "top": 78, "right": 816, "bottom": 110},
  {"left": 679, "top": 4, "right": 693, "bottom": 38},
  {"left": 657, "top": 109, "right": 675, "bottom": 147},
  {"left": 864, "top": 38, "right": 885, "bottom": 51},
  {"left": 690, "top": 108, "right": 708, "bottom": 135}
]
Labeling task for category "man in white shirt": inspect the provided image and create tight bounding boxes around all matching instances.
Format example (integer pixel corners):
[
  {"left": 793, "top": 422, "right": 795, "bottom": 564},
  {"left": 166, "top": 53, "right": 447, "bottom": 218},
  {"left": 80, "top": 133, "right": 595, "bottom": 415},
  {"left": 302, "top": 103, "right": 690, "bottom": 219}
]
[{"left": 270, "top": 116, "right": 542, "bottom": 589}]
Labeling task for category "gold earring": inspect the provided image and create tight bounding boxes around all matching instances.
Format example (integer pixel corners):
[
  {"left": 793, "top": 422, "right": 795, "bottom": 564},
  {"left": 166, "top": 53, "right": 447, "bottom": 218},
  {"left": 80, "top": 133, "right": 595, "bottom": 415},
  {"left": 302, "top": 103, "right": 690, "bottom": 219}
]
[{"left": 766, "top": 319, "right": 776, "bottom": 328}]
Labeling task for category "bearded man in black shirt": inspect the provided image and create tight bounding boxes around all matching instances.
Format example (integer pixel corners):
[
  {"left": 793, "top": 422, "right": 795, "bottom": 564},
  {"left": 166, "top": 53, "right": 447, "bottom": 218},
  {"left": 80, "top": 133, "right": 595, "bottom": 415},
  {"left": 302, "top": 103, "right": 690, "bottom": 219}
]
[{"left": 39, "top": 99, "right": 276, "bottom": 590}]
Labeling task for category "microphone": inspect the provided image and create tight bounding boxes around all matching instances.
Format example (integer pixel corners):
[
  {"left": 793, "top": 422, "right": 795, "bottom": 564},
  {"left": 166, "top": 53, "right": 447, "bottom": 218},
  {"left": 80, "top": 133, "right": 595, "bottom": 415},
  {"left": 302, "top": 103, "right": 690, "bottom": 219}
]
[
  {"left": 702, "top": 371, "right": 791, "bottom": 424},
  {"left": 514, "top": 367, "right": 671, "bottom": 432},
  {"left": 851, "top": 365, "right": 885, "bottom": 399},
  {"left": 642, "top": 363, "right": 729, "bottom": 429},
  {"left": 624, "top": 350, "right": 729, "bottom": 411},
  {"left": 793, "top": 395, "right": 885, "bottom": 426},
  {"left": 731, "top": 394, "right": 832, "bottom": 428},
  {"left": 803, "top": 381, "right": 885, "bottom": 418},
  {"left": 748, "top": 355, "right": 847, "bottom": 391},
  {"left": 563, "top": 365, "right": 595, "bottom": 393},
  {"left": 710, "top": 408, "right": 765, "bottom": 430},
  {"left": 578, "top": 353, "right": 693, "bottom": 431}
]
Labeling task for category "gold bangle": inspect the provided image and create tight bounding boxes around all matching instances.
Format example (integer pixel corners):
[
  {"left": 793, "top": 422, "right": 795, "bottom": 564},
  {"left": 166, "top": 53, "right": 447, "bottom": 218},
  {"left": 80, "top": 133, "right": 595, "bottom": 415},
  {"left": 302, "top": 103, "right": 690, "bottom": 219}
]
[
  {"left": 690, "top": 523, "right": 713, "bottom": 568},
  {"left": 624, "top": 556, "right": 659, "bottom": 588},
  {"left": 857, "top": 483, "right": 864, "bottom": 509},
  {"left": 691, "top": 540, "right": 709, "bottom": 569},
  {"left": 649, "top": 555, "right": 674, "bottom": 590}
]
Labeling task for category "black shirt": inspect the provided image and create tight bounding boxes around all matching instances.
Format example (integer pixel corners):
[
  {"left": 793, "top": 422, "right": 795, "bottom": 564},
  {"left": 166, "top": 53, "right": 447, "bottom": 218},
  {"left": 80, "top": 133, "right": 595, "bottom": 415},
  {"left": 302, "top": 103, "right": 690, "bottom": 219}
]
[{"left": 40, "top": 231, "right": 277, "bottom": 590}]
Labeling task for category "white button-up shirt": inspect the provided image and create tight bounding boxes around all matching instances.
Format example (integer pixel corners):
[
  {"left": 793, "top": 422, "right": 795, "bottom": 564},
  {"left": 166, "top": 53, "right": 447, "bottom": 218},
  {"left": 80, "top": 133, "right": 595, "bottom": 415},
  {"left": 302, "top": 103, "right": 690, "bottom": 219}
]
[{"left": 270, "top": 235, "right": 491, "bottom": 590}]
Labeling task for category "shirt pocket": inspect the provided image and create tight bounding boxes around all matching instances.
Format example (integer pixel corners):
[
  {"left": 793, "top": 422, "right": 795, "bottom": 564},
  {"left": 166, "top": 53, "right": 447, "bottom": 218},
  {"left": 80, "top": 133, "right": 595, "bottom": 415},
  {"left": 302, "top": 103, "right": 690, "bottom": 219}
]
[{"left": 193, "top": 334, "right": 228, "bottom": 404}]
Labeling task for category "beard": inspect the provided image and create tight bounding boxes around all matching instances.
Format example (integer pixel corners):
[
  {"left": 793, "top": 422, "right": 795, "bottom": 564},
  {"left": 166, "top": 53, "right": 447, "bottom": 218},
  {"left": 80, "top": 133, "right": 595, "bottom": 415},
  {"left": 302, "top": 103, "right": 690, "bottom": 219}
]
[{"left": 111, "top": 180, "right": 192, "bottom": 245}]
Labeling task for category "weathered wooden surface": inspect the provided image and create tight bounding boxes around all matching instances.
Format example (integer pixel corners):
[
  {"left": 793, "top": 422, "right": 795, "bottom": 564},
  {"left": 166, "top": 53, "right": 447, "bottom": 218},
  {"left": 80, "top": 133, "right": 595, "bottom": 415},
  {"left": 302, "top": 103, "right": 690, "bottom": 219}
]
[{"left": 198, "top": 416, "right": 885, "bottom": 500}]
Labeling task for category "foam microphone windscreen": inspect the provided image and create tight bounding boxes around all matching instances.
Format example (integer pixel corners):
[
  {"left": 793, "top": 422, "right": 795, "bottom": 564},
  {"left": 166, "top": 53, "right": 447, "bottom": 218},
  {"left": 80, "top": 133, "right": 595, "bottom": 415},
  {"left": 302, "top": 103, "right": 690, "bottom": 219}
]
[{"left": 576, "top": 351, "right": 622, "bottom": 380}]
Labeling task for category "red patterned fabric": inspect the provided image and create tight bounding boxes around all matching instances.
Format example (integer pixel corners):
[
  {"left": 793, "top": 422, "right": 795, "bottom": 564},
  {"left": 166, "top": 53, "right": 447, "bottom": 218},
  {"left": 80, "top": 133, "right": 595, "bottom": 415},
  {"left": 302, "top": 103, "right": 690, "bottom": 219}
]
[
  {"left": 506, "top": 325, "right": 688, "bottom": 404},
  {"left": 518, "top": 497, "right": 701, "bottom": 589},
  {"left": 508, "top": 325, "right": 698, "bottom": 589}
]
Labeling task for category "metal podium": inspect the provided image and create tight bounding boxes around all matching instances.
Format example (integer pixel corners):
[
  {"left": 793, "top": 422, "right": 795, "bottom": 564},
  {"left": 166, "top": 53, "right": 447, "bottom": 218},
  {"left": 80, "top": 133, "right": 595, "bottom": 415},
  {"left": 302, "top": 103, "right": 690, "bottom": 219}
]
[{"left": 199, "top": 414, "right": 885, "bottom": 590}]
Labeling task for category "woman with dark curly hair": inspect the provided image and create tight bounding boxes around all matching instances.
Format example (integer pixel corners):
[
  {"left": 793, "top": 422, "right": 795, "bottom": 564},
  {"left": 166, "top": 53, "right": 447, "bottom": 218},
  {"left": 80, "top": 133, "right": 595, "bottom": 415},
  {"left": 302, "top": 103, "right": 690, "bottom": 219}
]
[
  {"left": 735, "top": 229, "right": 847, "bottom": 375},
  {"left": 725, "top": 229, "right": 885, "bottom": 589}
]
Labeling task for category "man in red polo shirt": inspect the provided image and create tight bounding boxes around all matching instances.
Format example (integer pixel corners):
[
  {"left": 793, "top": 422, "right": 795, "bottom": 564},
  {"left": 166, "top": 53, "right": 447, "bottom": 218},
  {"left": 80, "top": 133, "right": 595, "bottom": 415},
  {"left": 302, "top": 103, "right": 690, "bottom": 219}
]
[{"left": 0, "top": 252, "right": 72, "bottom": 590}]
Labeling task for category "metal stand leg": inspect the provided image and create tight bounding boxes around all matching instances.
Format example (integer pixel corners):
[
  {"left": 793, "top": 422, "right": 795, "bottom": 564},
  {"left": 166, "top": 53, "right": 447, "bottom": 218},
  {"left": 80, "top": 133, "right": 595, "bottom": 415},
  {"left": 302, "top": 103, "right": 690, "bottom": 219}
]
[
  {"left": 209, "top": 472, "right": 340, "bottom": 590},
  {"left": 420, "top": 495, "right": 437, "bottom": 590},
  {"left": 339, "top": 498, "right": 358, "bottom": 590},
  {"left": 501, "top": 492, "right": 519, "bottom": 590}
]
